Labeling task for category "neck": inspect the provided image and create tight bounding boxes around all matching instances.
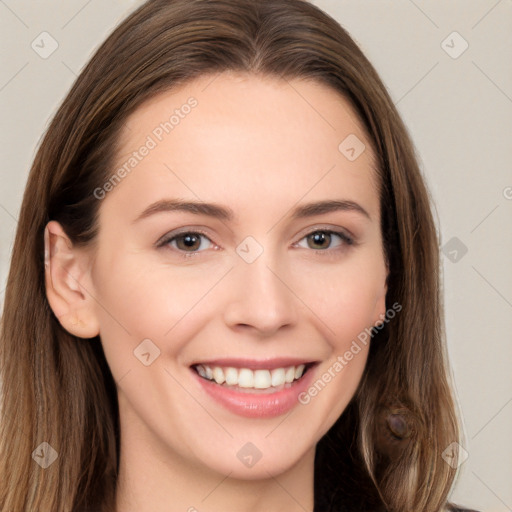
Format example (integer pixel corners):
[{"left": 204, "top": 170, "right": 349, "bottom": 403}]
[{"left": 114, "top": 409, "right": 315, "bottom": 512}]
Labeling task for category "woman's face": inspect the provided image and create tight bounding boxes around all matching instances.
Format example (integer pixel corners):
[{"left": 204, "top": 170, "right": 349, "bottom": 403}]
[{"left": 83, "top": 72, "right": 388, "bottom": 479}]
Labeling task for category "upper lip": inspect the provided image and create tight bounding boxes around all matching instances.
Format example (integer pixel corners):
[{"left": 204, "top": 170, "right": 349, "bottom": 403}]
[{"left": 190, "top": 357, "right": 318, "bottom": 371}]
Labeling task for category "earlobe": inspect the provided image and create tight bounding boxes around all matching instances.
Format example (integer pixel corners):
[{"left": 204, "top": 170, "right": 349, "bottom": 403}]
[{"left": 44, "top": 221, "right": 100, "bottom": 339}]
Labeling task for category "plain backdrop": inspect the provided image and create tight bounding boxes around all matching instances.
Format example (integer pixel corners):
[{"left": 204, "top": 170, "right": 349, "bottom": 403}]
[{"left": 0, "top": 1, "right": 511, "bottom": 511}]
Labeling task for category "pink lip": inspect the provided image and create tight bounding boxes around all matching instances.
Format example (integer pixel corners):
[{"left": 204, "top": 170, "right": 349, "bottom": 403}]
[
  {"left": 190, "top": 362, "right": 318, "bottom": 419},
  {"left": 190, "top": 357, "right": 316, "bottom": 370}
]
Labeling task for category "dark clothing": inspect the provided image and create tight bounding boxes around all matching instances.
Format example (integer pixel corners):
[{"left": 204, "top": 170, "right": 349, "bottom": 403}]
[{"left": 312, "top": 407, "right": 481, "bottom": 512}]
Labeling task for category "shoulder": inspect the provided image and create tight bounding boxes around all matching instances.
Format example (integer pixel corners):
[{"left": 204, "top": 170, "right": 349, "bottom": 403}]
[{"left": 447, "top": 504, "right": 481, "bottom": 512}]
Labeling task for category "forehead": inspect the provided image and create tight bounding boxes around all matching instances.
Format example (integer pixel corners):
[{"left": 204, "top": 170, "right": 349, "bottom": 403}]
[{"left": 105, "top": 71, "right": 380, "bottom": 221}]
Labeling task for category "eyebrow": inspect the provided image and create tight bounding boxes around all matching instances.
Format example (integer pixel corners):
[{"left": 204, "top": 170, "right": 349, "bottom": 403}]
[{"left": 132, "top": 198, "right": 371, "bottom": 223}]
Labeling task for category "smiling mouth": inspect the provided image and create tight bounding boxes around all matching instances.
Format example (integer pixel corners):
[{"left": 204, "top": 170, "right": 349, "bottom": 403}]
[{"left": 191, "top": 362, "right": 317, "bottom": 393}]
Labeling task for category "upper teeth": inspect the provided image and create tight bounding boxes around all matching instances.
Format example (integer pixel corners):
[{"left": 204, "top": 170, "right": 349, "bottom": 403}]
[{"left": 195, "top": 364, "right": 307, "bottom": 389}]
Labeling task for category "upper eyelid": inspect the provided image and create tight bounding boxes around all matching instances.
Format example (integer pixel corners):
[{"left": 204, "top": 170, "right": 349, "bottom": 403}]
[
  {"left": 295, "top": 224, "right": 355, "bottom": 242},
  {"left": 293, "top": 229, "right": 354, "bottom": 249},
  {"left": 158, "top": 225, "right": 354, "bottom": 250},
  {"left": 156, "top": 229, "right": 215, "bottom": 249}
]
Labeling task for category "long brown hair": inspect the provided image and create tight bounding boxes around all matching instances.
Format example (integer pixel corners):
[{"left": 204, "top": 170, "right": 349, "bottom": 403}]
[{"left": 0, "top": 0, "right": 464, "bottom": 510}]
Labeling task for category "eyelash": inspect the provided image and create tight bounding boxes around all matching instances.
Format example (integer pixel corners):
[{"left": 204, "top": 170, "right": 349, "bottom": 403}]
[{"left": 156, "top": 228, "right": 355, "bottom": 259}]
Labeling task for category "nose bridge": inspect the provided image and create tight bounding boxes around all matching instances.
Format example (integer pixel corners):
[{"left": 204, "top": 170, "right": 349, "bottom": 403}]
[{"left": 223, "top": 242, "right": 298, "bottom": 334}]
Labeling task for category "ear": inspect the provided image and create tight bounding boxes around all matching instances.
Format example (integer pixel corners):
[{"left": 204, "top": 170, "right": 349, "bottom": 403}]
[{"left": 44, "top": 220, "right": 100, "bottom": 338}]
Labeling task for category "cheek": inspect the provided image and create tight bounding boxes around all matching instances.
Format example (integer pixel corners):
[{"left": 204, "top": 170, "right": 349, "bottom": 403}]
[
  {"left": 330, "top": 281, "right": 384, "bottom": 344},
  {"left": 90, "top": 254, "right": 227, "bottom": 370},
  {"left": 295, "top": 256, "right": 386, "bottom": 344},
  {"left": 295, "top": 267, "right": 382, "bottom": 428}
]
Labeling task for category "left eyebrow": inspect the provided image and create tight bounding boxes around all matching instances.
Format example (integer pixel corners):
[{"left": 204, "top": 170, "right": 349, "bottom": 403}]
[
  {"left": 132, "top": 198, "right": 371, "bottom": 224},
  {"left": 290, "top": 199, "right": 371, "bottom": 221}
]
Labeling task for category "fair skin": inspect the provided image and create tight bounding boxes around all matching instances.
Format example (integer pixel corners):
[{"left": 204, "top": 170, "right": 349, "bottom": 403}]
[{"left": 44, "top": 72, "right": 388, "bottom": 512}]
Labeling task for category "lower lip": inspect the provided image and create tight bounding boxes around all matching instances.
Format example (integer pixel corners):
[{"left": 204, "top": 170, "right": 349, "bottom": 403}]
[{"left": 192, "top": 365, "right": 317, "bottom": 419}]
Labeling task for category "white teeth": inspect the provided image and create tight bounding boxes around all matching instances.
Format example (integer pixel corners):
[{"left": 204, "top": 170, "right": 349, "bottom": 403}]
[
  {"left": 212, "top": 367, "right": 225, "bottom": 384},
  {"left": 196, "top": 365, "right": 207, "bottom": 378},
  {"left": 284, "top": 366, "right": 295, "bottom": 383},
  {"left": 253, "top": 370, "right": 272, "bottom": 389},
  {"left": 238, "top": 368, "right": 254, "bottom": 388},
  {"left": 224, "top": 367, "right": 238, "bottom": 386},
  {"left": 294, "top": 364, "right": 305, "bottom": 380},
  {"left": 270, "top": 368, "right": 286, "bottom": 387},
  {"left": 195, "top": 363, "right": 309, "bottom": 390}
]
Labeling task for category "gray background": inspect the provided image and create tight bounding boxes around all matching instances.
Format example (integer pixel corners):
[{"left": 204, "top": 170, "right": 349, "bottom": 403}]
[{"left": 0, "top": 1, "right": 511, "bottom": 510}]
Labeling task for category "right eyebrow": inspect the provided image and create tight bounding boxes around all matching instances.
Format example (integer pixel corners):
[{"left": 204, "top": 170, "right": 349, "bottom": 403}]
[{"left": 132, "top": 199, "right": 235, "bottom": 224}]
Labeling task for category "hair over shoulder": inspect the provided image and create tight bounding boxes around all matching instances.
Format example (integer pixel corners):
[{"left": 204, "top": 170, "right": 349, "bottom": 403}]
[{"left": 0, "top": 1, "right": 464, "bottom": 511}]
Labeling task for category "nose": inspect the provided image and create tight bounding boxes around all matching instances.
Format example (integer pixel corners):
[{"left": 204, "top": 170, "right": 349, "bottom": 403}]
[{"left": 222, "top": 251, "right": 298, "bottom": 336}]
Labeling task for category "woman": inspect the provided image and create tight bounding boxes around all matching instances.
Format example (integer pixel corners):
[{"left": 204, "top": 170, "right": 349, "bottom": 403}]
[{"left": 0, "top": 0, "right": 478, "bottom": 510}]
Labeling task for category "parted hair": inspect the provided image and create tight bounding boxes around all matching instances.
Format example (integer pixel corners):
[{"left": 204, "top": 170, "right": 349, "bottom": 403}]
[{"left": 0, "top": 1, "right": 464, "bottom": 510}]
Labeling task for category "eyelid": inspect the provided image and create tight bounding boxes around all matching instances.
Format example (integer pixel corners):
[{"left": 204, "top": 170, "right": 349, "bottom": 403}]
[
  {"left": 155, "top": 227, "right": 217, "bottom": 250},
  {"left": 293, "top": 229, "right": 355, "bottom": 252},
  {"left": 294, "top": 224, "right": 356, "bottom": 244},
  {"left": 156, "top": 224, "right": 357, "bottom": 255}
]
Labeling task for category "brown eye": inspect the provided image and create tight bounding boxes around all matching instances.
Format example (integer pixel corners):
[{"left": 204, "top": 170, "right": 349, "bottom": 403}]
[
  {"left": 175, "top": 233, "right": 202, "bottom": 251},
  {"left": 306, "top": 232, "right": 332, "bottom": 250},
  {"left": 297, "top": 230, "right": 353, "bottom": 251},
  {"left": 158, "top": 231, "right": 215, "bottom": 255}
]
